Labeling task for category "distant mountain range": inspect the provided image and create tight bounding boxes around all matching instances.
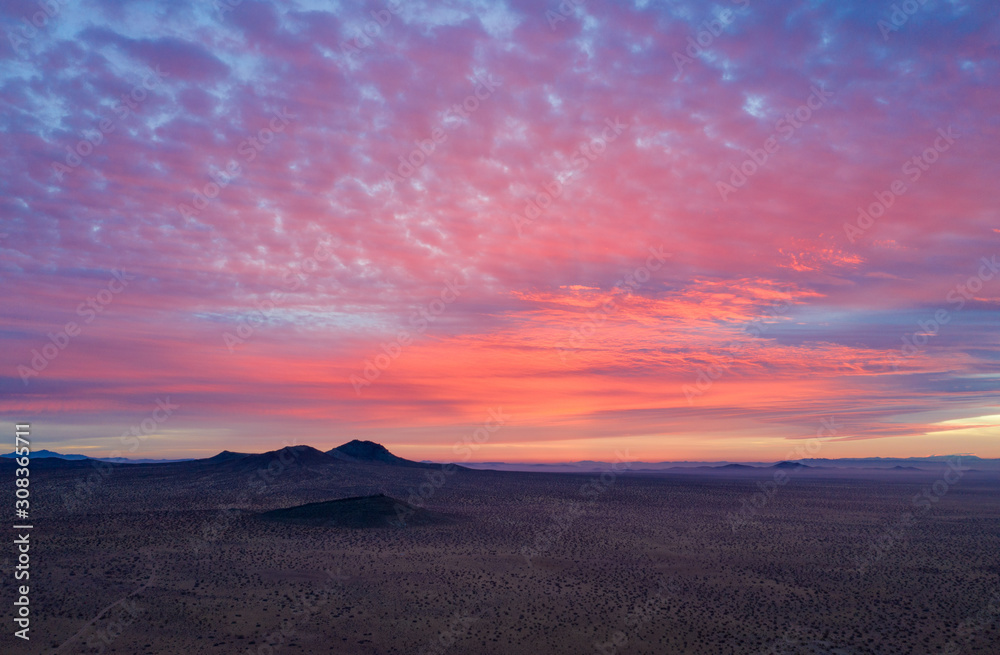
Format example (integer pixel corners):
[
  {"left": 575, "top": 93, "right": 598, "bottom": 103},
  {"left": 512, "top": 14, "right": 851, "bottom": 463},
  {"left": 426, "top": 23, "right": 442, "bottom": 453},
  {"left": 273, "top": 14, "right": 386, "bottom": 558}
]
[
  {"left": 3, "top": 447, "right": 996, "bottom": 471},
  {"left": 454, "top": 454, "right": 997, "bottom": 473},
  {"left": 1, "top": 449, "right": 90, "bottom": 460},
  {"left": 3, "top": 440, "right": 445, "bottom": 471},
  {"left": 0, "top": 450, "right": 192, "bottom": 464}
]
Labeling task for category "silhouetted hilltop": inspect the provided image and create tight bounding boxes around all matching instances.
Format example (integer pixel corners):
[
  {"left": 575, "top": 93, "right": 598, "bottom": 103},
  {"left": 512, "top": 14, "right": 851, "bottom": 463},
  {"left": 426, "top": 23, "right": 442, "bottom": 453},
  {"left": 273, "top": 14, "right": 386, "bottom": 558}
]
[
  {"left": 1, "top": 450, "right": 190, "bottom": 464},
  {"left": 2, "top": 449, "right": 88, "bottom": 460},
  {"left": 258, "top": 493, "right": 452, "bottom": 528},
  {"left": 184, "top": 445, "right": 345, "bottom": 476},
  {"left": 329, "top": 440, "right": 446, "bottom": 469},
  {"left": 772, "top": 461, "right": 811, "bottom": 469},
  {"left": 241, "top": 445, "right": 337, "bottom": 468},
  {"left": 330, "top": 440, "right": 407, "bottom": 462},
  {"left": 204, "top": 450, "right": 249, "bottom": 462}
]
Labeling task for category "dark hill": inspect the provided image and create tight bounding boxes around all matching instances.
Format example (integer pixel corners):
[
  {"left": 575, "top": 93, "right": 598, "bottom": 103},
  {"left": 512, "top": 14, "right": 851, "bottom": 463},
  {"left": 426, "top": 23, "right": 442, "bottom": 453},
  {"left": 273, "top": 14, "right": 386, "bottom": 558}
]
[
  {"left": 204, "top": 450, "right": 249, "bottom": 463},
  {"left": 257, "top": 493, "right": 452, "bottom": 528},
  {"left": 330, "top": 440, "right": 408, "bottom": 463},
  {"left": 772, "top": 461, "right": 810, "bottom": 469},
  {"left": 203, "top": 445, "right": 341, "bottom": 474},
  {"left": 329, "top": 440, "right": 446, "bottom": 469},
  {"left": 240, "top": 445, "right": 337, "bottom": 468},
  {"left": 718, "top": 463, "right": 757, "bottom": 469}
]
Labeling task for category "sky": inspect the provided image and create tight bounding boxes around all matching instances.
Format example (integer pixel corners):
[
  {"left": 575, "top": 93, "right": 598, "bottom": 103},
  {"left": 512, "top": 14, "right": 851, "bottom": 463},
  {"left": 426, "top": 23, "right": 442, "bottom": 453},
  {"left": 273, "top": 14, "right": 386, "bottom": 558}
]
[{"left": 1, "top": 0, "right": 998, "bottom": 463}]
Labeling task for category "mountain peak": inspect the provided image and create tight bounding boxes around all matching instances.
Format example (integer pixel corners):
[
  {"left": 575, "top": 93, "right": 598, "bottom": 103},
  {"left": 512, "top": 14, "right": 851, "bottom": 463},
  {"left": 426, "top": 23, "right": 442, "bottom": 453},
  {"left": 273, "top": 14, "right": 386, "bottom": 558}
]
[
  {"left": 772, "top": 461, "right": 810, "bottom": 469},
  {"left": 328, "top": 440, "right": 451, "bottom": 469},
  {"left": 331, "top": 440, "right": 404, "bottom": 463},
  {"left": 234, "top": 444, "right": 337, "bottom": 468}
]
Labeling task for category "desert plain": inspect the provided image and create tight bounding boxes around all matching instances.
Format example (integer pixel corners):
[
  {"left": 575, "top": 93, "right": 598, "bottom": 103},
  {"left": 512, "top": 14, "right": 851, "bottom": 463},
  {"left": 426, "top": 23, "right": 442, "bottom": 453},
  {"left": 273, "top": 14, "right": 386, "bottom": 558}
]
[{"left": 2, "top": 446, "right": 998, "bottom": 655}]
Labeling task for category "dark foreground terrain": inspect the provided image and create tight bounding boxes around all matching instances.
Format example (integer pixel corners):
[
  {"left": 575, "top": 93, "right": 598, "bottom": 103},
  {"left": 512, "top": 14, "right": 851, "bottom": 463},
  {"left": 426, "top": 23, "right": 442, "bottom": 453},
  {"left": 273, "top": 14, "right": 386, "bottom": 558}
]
[{"left": 2, "top": 448, "right": 998, "bottom": 654}]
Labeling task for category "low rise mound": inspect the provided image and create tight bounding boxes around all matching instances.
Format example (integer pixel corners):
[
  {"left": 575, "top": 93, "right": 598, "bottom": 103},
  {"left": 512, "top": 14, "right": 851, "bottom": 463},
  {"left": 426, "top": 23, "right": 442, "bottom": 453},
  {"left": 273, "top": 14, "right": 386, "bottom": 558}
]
[{"left": 257, "top": 493, "right": 453, "bottom": 528}]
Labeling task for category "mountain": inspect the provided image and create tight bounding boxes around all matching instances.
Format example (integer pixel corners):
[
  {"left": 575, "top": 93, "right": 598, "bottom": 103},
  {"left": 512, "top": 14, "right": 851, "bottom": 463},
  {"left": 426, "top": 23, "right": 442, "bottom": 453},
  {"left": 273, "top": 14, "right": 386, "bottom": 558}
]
[
  {"left": 459, "top": 455, "right": 1000, "bottom": 473},
  {"left": 459, "top": 460, "right": 780, "bottom": 473},
  {"left": 2, "top": 450, "right": 191, "bottom": 463},
  {"left": 203, "top": 450, "right": 250, "bottom": 463},
  {"left": 97, "top": 457, "right": 195, "bottom": 463},
  {"left": 799, "top": 455, "right": 992, "bottom": 469},
  {"left": 772, "top": 461, "right": 811, "bottom": 469},
  {"left": 258, "top": 493, "right": 453, "bottom": 528},
  {"left": 2, "top": 449, "right": 88, "bottom": 460},
  {"left": 238, "top": 445, "right": 340, "bottom": 469},
  {"left": 328, "top": 440, "right": 441, "bottom": 468},
  {"left": 718, "top": 463, "right": 757, "bottom": 469}
]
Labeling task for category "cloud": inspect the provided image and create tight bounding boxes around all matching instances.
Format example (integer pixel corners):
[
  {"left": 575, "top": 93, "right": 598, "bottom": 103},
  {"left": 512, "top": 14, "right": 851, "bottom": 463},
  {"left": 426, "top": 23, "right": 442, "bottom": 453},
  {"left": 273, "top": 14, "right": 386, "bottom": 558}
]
[{"left": 1, "top": 0, "right": 998, "bottom": 459}]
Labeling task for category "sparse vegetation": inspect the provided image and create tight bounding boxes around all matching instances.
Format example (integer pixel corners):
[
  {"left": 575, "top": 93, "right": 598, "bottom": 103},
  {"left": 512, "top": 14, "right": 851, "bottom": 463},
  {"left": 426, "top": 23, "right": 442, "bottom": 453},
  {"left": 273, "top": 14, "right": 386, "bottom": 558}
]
[{"left": 2, "top": 453, "right": 998, "bottom": 654}]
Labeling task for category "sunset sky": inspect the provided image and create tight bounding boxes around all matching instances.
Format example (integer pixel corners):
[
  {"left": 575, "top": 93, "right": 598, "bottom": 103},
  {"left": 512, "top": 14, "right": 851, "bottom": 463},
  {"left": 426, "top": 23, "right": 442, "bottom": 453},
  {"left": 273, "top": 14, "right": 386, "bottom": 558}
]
[{"left": 1, "top": 0, "right": 998, "bottom": 462}]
